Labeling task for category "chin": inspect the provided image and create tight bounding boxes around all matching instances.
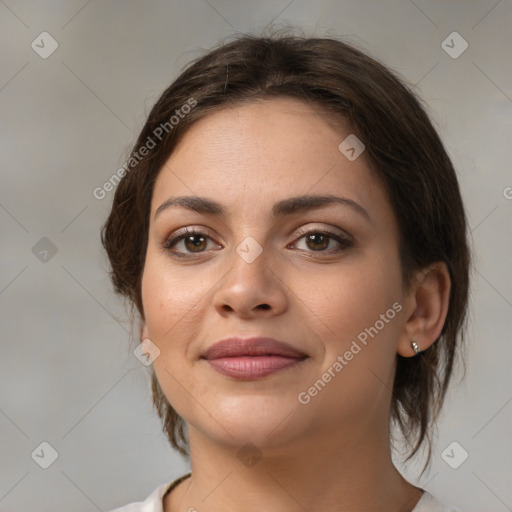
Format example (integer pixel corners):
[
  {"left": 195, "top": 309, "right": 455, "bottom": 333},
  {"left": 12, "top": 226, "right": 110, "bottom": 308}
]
[{"left": 194, "top": 396, "right": 310, "bottom": 452}]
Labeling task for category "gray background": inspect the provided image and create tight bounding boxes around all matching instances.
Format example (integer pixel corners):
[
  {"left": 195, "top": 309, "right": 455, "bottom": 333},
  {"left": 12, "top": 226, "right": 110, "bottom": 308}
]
[{"left": 1, "top": 1, "right": 511, "bottom": 511}]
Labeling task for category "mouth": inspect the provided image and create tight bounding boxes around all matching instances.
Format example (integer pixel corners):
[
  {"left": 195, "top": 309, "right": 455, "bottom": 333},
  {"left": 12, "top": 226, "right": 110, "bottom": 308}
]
[{"left": 200, "top": 337, "right": 309, "bottom": 380}]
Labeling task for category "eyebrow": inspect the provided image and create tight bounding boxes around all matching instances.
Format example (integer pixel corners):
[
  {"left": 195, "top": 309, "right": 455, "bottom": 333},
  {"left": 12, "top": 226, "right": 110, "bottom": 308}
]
[{"left": 154, "top": 194, "right": 371, "bottom": 223}]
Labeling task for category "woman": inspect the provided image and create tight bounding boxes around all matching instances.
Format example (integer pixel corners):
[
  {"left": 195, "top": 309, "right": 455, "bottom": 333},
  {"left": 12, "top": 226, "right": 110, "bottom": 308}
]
[{"left": 103, "top": 32, "right": 470, "bottom": 512}]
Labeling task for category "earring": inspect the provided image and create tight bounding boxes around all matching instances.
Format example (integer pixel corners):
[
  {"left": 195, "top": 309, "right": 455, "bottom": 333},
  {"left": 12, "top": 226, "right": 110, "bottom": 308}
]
[{"left": 411, "top": 340, "right": 420, "bottom": 355}]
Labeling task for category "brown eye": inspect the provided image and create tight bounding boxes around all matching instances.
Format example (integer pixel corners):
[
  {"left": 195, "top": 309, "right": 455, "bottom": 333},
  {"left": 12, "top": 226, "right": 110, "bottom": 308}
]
[
  {"left": 291, "top": 230, "right": 352, "bottom": 254},
  {"left": 182, "top": 234, "right": 208, "bottom": 253},
  {"left": 304, "top": 233, "right": 330, "bottom": 251},
  {"left": 162, "top": 229, "right": 221, "bottom": 257}
]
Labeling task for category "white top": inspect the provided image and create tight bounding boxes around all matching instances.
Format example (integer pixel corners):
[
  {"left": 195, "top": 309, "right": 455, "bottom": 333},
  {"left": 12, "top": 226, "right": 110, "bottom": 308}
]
[{"left": 108, "top": 473, "right": 460, "bottom": 512}]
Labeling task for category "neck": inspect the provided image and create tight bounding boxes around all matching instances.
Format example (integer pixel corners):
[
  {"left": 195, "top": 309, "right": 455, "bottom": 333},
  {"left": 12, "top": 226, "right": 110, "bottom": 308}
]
[{"left": 165, "top": 425, "right": 423, "bottom": 512}]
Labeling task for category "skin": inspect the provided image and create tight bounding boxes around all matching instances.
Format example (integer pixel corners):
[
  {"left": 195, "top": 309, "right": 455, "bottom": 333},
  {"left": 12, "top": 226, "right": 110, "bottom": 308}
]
[{"left": 140, "top": 97, "right": 451, "bottom": 512}]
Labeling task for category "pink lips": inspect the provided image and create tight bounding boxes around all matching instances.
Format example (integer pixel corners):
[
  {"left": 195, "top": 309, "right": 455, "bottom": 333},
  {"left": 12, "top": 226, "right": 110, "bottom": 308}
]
[{"left": 201, "top": 337, "right": 308, "bottom": 380}]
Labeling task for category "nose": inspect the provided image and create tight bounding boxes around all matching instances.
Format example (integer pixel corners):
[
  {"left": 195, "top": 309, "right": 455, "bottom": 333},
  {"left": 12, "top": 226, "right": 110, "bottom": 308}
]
[{"left": 212, "top": 244, "right": 288, "bottom": 319}]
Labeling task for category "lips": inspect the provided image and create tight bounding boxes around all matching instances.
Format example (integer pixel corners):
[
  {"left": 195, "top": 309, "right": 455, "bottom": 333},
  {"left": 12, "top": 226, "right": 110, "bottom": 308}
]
[
  {"left": 201, "top": 337, "right": 308, "bottom": 380},
  {"left": 201, "top": 337, "right": 307, "bottom": 360}
]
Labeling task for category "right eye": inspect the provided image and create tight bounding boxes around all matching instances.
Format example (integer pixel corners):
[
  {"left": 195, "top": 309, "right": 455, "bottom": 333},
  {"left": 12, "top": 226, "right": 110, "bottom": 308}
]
[{"left": 161, "top": 228, "right": 222, "bottom": 257}]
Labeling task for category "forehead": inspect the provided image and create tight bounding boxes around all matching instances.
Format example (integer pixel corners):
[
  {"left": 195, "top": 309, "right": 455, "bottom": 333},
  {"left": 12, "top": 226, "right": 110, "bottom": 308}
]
[{"left": 150, "top": 97, "right": 389, "bottom": 223}]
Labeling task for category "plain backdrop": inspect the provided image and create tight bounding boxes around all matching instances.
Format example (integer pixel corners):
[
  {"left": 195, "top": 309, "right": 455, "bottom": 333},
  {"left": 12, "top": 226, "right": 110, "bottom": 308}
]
[{"left": 1, "top": 1, "right": 511, "bottom": 511}]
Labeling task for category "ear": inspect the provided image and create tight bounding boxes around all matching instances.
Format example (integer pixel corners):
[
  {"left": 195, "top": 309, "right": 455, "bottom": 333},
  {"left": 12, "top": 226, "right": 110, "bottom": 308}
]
[{"left": 397, "top": 262, "right": 451, "bottom": 357}]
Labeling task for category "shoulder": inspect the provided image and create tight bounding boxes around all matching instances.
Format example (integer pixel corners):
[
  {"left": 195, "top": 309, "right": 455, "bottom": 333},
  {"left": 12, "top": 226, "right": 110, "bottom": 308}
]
[
  {"left": 412, "top": 490, "right": 461, "bottom": 512},
  {"left": 108, "top": 473, "right": 192, "bottom": 512}
]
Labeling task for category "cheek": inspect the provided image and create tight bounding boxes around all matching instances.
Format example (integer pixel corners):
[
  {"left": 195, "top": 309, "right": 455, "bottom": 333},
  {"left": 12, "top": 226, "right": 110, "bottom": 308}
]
[
  {"left": 313, "top": 253, "right": 402, "bottom": 335},
  {"left": 141, "top": 253, "right": 210, "bottom": 339},
  {"left": 140, "top": 255, "right": 211, "bottom": 417},
  {"left": 310, "top": 249, "right": 404, "bottom": 402},
  {"left": 294, "top": 259, "right": 403, "bottom": 426}
]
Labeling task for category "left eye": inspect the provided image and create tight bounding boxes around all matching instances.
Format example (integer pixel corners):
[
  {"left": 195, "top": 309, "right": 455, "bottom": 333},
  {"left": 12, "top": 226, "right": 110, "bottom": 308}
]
[{"left": 290, "top": 231, "right": 352, "bottom": 253}]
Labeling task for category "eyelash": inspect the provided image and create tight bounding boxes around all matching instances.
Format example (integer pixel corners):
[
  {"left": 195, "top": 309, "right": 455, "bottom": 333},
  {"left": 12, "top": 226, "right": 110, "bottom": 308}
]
[{"left": 161, "top": 227, "right": 353, "bottom": 258}]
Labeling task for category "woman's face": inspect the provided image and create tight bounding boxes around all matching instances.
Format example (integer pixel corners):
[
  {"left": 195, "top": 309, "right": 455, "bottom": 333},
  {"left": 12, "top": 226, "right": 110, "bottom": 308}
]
[{"left": 141, "top": 98, "right": 412, "bottom": 451}]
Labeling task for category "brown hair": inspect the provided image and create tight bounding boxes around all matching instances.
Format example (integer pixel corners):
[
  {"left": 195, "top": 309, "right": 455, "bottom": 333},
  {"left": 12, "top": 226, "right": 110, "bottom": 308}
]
[{"left": 101, "top": 32, "right": 471, "bottom": 465}]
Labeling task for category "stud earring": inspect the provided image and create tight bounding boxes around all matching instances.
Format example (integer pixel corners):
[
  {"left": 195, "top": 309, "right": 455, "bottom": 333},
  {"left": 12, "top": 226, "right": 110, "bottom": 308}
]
[{"left": 411, "top": 340, "right": 420, "bottom": 355}]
